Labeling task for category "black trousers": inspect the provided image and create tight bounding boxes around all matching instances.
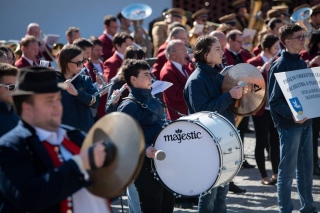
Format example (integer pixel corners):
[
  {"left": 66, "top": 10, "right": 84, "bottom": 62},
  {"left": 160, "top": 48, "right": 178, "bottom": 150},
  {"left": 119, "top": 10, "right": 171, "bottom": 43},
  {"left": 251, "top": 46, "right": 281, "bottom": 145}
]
[
  {"left": 135, "top": 160, "right": 175, "bottom": 213},
  {"left": 252, "top": 110, "right": 280, "bottom": 178},
  {"left": 312, "top": 117, "right": 320, "bottom": 165}
]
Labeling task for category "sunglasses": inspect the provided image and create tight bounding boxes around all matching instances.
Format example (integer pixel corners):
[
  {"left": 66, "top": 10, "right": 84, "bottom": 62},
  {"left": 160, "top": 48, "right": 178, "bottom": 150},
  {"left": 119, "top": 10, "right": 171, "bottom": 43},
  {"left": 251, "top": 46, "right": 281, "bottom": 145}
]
[
  {"left": 69, "top": 58, "right": 87, "bottom": 67},
  {"left": 0, "top": 83, "right": 16, "bottom": 92}
]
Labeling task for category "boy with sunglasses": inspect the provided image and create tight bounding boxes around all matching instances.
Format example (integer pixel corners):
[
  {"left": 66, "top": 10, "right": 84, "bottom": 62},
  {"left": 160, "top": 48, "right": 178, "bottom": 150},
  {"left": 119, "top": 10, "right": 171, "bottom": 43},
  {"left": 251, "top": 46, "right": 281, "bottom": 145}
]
[
  {"left": 0, "top": 63, "right": 19, "bottom": 136},
  {"left": 268, "top": 24, "right": 317, "bottom": 213}
]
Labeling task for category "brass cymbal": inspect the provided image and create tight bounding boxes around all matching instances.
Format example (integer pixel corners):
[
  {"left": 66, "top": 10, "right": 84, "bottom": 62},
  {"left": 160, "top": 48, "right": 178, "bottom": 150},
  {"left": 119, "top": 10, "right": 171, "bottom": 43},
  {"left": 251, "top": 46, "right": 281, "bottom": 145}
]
[
  {"left": 222, "top": 63, "right": 266, "bottom": 116},
  {"left": 81, "top": 112, "right": 145, "bottom": 198}
]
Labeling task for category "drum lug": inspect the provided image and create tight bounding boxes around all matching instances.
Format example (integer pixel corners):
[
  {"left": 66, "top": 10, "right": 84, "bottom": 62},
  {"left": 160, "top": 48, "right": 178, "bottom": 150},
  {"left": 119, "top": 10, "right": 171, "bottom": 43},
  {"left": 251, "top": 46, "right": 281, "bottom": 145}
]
[
  {"left": 230, "top": 132, "right": 234, "bottom": 137},
  {"left": 162, "top": 123, "right": 169, "bottom": 128},
  {"left": 235, "top": 160, "right": 242, "bottom": 165},
  {"left": 208, "top": 112, "right": 216, "bottom": 118},
  {"left": 192, "top": 118, "right": 200, "bottom": 123},
  {"left": 235, "top": 146, "right": 241, "bottom": 150},
  {"left": 214, "top": 137, "right": 221, "bottom": 144},
  {"left": 223, "top": 148, "right": 232, "bottom": 155},
  {"left": 221, "top": 166, "right": 227, "bottom": 171}
]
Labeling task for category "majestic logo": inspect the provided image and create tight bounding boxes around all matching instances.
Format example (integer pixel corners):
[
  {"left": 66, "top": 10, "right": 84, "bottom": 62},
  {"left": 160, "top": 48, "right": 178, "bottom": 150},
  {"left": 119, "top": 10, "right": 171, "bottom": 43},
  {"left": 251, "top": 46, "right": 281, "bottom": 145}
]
[
  {"left": 289, "top": 97, "right": 303, "bottom": 115},
  {"left": 163, "top": 129, "right": 202, "bottom": 143}
]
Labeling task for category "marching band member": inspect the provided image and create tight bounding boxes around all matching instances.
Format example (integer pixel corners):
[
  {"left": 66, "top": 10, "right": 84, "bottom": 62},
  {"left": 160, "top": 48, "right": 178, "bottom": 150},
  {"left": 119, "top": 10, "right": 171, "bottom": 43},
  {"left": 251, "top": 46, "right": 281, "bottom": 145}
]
[
  {"left": 103, "top": 32, "right": 133, "bottom": 83},
  {"left": 253, "top": 18, "right": 284, "bottom": 56},
  {"left": 15, "top": 36, "right": 40, "bottom": 68},
  {"left": 184, "top": 35, "right": 243, "bottom": 213},
  {"left": 247, "top": 34, "right": 280, "bottom": 185},
  {"left": 0, "top": 46, "right": 16, "bottom": 65},
  {"left": 310, "top": 4, "right": 320, "bottom": 30},
  {"left": 57, "top": 44, "right": 100, "bottom": 133},
  {"left": 66, "top": 27, "right": 81, "bottom": 45},
  {"left": 189, "top": 9, "right": 212, "bottom": 45},
  {"left": 152, "top": 8, "right": 184, "bottom": 56},
  {"left": 300, "top": 30, "right": 320, "bottom": 176},
  {"left": 117, "top": 59, "right": 175, "bottom": 213},
  {"left": 0, "top": 67, "right": 111, "bottom": 213},
  {"left": 0, "top": 63, "right": 19, "bottom": 137},
  {"left": 98, "top": 15, "right": 118, "bottom": 61},
  {"left": 232, "top": 0, "right": 249, "bottom": 32},
  {"left": 159, "top": 40, "right": 193, "bottom": 121},
  {"left": 152, "top": 26, "right": 189, "bottom": 80},
  {"left": 268, "top": 24, "right": 317, "bottom": 213},
  {"left": 117, "top": 12, "right": 132, "bottom": 35},
  {"left": 106, "top": 46, "right": 145, "bottom": 114}
]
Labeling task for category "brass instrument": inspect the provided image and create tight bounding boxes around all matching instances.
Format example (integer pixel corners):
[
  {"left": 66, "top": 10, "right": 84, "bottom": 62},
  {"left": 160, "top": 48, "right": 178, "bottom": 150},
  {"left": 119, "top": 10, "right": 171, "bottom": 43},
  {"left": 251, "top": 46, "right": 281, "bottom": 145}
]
[
  {"left": 248, "top": 0, "right": 263, "bottom": 30},
  {"left": 290, "top": 7, "right": 313, "bottom": 35},
  {"left": 1, "top": 40, "right": 22, "bottom": 60},
  {"left": 40, "top": 31, "right": 63, "bottom": 67}
]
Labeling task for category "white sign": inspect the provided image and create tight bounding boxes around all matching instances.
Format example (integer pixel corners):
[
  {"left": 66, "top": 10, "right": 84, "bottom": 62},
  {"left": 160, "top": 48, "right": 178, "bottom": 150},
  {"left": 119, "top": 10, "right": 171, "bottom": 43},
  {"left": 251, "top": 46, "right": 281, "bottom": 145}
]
[{"left": 275, "top": 67, "right": 320, "bottom": 121}]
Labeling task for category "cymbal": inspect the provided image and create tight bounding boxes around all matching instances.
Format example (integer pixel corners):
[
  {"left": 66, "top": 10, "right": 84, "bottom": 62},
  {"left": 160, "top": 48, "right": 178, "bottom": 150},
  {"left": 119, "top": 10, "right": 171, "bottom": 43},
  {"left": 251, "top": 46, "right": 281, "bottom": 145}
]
[
  {"left": 222, "top": 63, "right": 266, "bottom": 116},
  {"left": 81, "top": 112, "right": 145, "bottom": 198}
]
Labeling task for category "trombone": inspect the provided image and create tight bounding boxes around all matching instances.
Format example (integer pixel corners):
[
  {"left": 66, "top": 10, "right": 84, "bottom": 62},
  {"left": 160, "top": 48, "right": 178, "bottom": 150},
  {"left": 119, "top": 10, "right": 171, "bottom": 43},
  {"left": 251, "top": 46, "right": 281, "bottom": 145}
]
[{"left": 40, "top": 31, "right": 63, "bottom": 68}]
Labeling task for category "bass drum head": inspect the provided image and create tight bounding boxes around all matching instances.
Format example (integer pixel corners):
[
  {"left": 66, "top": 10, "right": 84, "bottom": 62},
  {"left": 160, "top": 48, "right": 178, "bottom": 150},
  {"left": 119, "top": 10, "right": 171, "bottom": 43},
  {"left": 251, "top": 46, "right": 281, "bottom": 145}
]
[{"left": 153, "top": 120, "right": 220, "bottom": 196}]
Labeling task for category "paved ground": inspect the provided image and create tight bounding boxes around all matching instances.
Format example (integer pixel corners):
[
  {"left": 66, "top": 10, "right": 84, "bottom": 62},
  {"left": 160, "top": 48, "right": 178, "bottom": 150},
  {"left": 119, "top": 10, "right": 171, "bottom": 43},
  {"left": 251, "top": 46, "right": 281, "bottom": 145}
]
[{"left": 111, "top": 120, "right": 320, "bottom": 212}]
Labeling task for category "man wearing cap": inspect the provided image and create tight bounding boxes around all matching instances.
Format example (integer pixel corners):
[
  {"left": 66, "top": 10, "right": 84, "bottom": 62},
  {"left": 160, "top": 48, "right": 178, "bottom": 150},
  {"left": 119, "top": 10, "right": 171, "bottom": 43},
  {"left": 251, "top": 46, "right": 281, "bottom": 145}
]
[
  {"left": 232, "top": 0, "right": 249, "bottom": 31},
  {"left": 0, "top": 67, "right": 112, "bottom": 213},
  {"left": 152, "top": 8, "right": 184, "bottom": 57},
  {"left": 0, "top": 64, "right": 19, "bottom": 137},
  {"left": 189, "top": 9, "right": 211, "bottom": 45},
  {"left": 219, "top": 13, "right": 237, "bottom": 28},
  {"left": 310, "top": 4, "right": 320, "bottom": 30}
]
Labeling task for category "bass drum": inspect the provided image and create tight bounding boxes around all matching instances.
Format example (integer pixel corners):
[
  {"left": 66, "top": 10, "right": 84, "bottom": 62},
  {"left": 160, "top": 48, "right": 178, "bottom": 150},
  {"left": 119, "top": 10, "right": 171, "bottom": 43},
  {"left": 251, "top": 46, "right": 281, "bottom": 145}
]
[{"left": 152, "top": 111, "right": 243, "bottom": 197}]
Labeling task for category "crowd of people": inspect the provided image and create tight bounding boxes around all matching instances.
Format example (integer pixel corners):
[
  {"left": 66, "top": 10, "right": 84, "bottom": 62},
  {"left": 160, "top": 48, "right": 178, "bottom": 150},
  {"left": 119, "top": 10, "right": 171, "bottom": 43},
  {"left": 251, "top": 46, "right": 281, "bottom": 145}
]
[{"left": 0, "top": 0, "right": 320, "bottom": 212}]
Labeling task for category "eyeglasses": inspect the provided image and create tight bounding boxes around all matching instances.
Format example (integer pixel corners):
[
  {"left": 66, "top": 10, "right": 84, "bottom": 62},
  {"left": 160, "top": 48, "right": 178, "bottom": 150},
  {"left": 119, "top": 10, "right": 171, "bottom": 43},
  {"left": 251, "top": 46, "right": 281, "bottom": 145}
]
[
  {"left": 0, "top": 83, "right": 16, "bottom": 92},
  {"left": 289, "top": 35, "right": 307, "bottom": 42},
  {"left": 68, "top": 58, "right": 87, "bottom": 67}
]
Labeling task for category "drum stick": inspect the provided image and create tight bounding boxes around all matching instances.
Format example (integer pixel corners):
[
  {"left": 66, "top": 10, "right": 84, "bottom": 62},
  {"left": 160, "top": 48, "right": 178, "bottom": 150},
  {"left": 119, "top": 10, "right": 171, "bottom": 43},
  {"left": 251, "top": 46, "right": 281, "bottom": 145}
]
[
  {"left": 155, "top": 150, "right": 166, "bottom": 161},
  {"left": 235, "top": 81, "right": 247, "bottom": 108}
]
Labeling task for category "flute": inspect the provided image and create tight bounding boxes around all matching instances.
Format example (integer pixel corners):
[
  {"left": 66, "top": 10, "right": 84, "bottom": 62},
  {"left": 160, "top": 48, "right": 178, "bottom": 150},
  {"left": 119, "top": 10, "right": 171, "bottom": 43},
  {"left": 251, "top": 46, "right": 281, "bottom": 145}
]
[
  {"left": 92, "top": 82, "right": 114, "bottom": 98},
  {"left": 70, "top": 67, "right": 86, "bottom": 82},
  {"left": 106, "top": 84, "right": 127, "bottom": 107}
]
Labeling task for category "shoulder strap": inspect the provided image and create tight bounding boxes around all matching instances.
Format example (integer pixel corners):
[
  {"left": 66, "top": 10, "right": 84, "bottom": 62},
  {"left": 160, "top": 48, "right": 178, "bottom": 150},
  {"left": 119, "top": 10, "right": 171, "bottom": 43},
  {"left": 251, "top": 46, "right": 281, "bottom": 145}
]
[{"left": 123, "top": 96, "right": 162, "bottom": 118}]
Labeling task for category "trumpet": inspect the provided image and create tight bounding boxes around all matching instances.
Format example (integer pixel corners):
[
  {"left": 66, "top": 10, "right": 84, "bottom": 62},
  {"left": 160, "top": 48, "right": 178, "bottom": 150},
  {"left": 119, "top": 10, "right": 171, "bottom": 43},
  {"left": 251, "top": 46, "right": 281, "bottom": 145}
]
[
  {"left": 106, "top": 84, "right": 127, "bottom": 107},
  {"left": 92, "top": 82, "right": 114, "bottom": 98}
]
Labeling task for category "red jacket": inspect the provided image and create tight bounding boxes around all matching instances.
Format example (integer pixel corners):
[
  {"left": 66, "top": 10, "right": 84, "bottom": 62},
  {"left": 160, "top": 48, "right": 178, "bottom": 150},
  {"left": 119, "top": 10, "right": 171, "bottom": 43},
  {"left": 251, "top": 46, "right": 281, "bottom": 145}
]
[
  {"left": 152, "top": 51, "right": 167, "bottom": 80},
  {"left": 157, "top": 41, "right": 168, "bottom": 56},
  {"left": 159, "top": 60, "right": 193, "bottom": 121},
  {"left": 15, "top": 57, "right": 38, "bottom": 68},
  {"left": 85, "top": 61, "right": 107, "bottom": 119},
  {"left": 98, "top": 33, "right": 115, "bottom": 61},
  {"left": 224, "top": 48, "right": 252, "bottom": 66},
  {"left": 300, "top": 50, "right": 319, "bottom": 68},
  {"left": 103, "top": 53, "right": 123, "bottom": 83}
]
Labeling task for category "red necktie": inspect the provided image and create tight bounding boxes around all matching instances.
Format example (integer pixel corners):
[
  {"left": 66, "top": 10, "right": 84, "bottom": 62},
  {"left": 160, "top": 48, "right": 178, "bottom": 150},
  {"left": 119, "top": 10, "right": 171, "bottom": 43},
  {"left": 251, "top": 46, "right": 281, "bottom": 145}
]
[{"left": 42, "top": 137, "right": 80, "bottom": 213}]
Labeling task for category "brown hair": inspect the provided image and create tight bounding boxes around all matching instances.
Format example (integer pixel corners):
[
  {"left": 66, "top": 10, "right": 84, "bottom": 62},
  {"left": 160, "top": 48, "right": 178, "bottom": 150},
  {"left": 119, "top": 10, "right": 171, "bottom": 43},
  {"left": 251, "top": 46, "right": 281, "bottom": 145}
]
[
  {"left": 20, "top": 36, "right": 38, "bottom": 47},
  {"left": 121, "top": 59, "right": 150, "bottom": 87},
  {"left": 279, "top": 24, "right": 303, "bottom": 45},
  {"left": 112, "top": 32, "right": 133, "bottom": 50},
  {"left": 193, "top": 35, "right": 219, "bottom": 63},
  {"left": 103, "top": 15, "right": 117, "bottom": 26},
  {"left": 261, "top": 34, "right": 279, "bottom": 50},
  {"left": 65, "top": 27, "right": 80, "bottom": 38},
  {"left": 58, "top": 44, "right": 82, "bottom": 77},
  {"left": 0, "top": 63, "right": 18, "bottom": 82}
]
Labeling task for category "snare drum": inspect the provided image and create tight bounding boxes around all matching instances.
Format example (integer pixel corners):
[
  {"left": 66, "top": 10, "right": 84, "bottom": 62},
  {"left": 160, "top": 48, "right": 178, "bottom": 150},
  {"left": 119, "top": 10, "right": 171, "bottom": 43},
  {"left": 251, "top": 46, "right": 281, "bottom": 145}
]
[{"left": 152, "top": 111, "right": 243, "bottom": 197}]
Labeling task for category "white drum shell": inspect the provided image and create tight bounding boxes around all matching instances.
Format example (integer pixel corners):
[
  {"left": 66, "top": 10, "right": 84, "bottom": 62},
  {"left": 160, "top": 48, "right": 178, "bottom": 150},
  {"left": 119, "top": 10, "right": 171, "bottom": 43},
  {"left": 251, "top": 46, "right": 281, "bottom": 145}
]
[{"left": 153, "top": 111, "right": 243, "bottom": 197}]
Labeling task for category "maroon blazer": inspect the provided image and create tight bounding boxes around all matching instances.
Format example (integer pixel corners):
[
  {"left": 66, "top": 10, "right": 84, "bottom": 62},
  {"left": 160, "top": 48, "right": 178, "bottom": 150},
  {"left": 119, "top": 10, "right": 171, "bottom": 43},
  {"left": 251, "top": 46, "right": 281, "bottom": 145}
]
[
  {"left": 247, "top": 55, "right": 269, "bottom": 116},
  {"left": 15, "top": 57, "right": 38, "bottom": 68},
  {"left": 300, "top": 50, "right": 319, "bottom": 68},
  {"left": 84, "top": 61, "right": 107, "bottom": 118},
  {"left": 157, "top": 41, "right": 168, "bottom": 56},
  {"left": 103, "top": 53, "right": 123, "bottom": 83},
  {"left": 84, "top": 61, "right": 104, "bottom": 82},
  {"left": 98, "top": 33, "right": 115, "bottom": 61},
  {"left": 152, "top": 51, "right": 167, "bottom": 80},
  {"left": 252, "top": 43, "right": 286, "bottom": 57},
  {"left": 160, "top": 60, "right": 193, "bottom": 121},
  {"left": 224, "top": 48, "right": 252, "bottom": 66}
]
